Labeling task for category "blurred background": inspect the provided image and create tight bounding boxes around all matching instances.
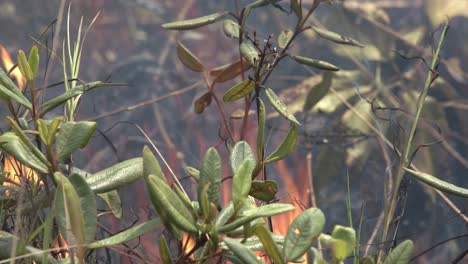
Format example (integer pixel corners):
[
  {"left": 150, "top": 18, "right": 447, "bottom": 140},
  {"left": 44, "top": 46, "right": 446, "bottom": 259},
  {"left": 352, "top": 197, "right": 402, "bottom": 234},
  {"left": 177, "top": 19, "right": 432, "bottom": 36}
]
[{"left": 0, "top": 0, "right": 467, "bottom": 263}]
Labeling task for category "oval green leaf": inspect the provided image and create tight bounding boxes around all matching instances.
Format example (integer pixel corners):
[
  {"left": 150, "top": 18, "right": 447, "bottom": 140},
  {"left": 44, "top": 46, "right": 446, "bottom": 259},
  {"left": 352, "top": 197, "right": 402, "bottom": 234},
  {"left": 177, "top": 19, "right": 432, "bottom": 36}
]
[
  {"left": 223, "top": 19, "right": 240, "bottom": 39},
  {"left": 69, "top": 173, "right": 97, "bottom": 244},
  {"left": 56, "top": 121, "right": 97, "bottom": 161},
  {"left": 198, "top": 147, "right": 222, "bottom": 207},
  {"left": 303, "top": 72, "right": 333, "bottom": 112},
  {"left": 249, "top": 180, "right": 278, "bottom": 202},
  {"left": 17, "top": 50, "right": 33, "bottom": 81},
  {"left": 223, "top": 79, "right": 256, "bottom": 102},
  {"left": 312, "top": 26, "right": 365, "bottom": 47},
  {"left": 28, "top": 45, "right": 39, "bottom": 77},
  {"left": 240, "top": 43, "right": 259, "bottom": 66},
  {"left": 331, "top": 225, "right": 356, "bottom": 259},
  {"left": 290, "top": 55, "right": 340, "bottom": 71},
  {"left": 177, "top": 41, "right": 204, "bottom": 72},
  {"left": 383, "top": 239, "right": 414, "bottom": 264},
  {"left": 162, "top": 12, "right": 228, "bottom": 30},
  {"left": 264, "top": 87, "right": 300, "bottom": 125},
  {"left": 159, "top": 237, "right": 175, "bottom": 264},
  {"left": 223, "top": 238, "right": 264, "bottom": 264},
  {"left": 254, "top": 224, "right": 285, "bottom": 264},
  {"left": 230, "top": 141, "right": 256, "bottom": 174},
  {"left": 265, "top": 124, "right": 298, "bottom": 163},
  {"left": 143, "top": 145, "right": 164, "bottom": 181},
  {"left": 283, "top": 208, "right": 325, "bottom": 262},
  {"left": 0, "top": 132, "right": 48, "bottom": 173},
  {"left": 232, "top": 159, "right": 255, "bottom": 208},
  {"left": 278, "top": 30, "right": 293, "bottom": 49}
]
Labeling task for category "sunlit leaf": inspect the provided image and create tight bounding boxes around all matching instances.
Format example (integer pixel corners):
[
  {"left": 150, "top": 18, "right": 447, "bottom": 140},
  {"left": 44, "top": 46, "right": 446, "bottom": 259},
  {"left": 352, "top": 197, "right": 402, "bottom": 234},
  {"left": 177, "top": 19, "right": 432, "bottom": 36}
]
[
  {"left": 147, "top": 174, "right": 197, "bottom": 233},
  {"left": 230, "top": 141, "right": 256, "bottom": 174},
  {"left": 283, "top": 208, "right": 325, "bottom": 262},
  {"left": 290, "top": 55, "right": 340, "bottom": 71},
  {"left": 85, "top": 158, "right": 143, "bottom": 193},
  {"left": 278, "top": 30, "right": 294, "bottom": 49},
  {"left": 223, "top": 238, "right": 264, "bottom": 264},
  {"left": 265, "top": 124, "right": 298, "bottom": 163},
  {"left": 185, "top": 166, "right": 200, "bottom": 182},
  {"left": 17, "top": 50, "right": 33, "bottom": 81},
  {"left": 240, "top": 43, "right": 259, "bottom": 65},
  {"left": 331, "top": 225, "right": 356, "bottom": 260},
  {"left": 88, "top": 219, "right": 160, "bottom": 249},
  {"left": 223, "top": 19, "right": 240, "bottom": 39},
  {"left": 223, "top": 79, "right": 256, "bottom": 102},
  {"left": 28, "top": 45, "right": 39, "bottom": 77},
  {"left": 311, "top": 26, "right": 364, "bottom": 47},
  {"left": 162, "top": 12, "right": 228, "bottom": 30},
  {"left": 177, "top": 41, "right": 204, "bottom": 72},
  {"left": 143, "top": 145, "right": 164, "bottom": 181},
  {"left": 264, "top": 87, "right": 300, "bottom": 125},
  {"left": 0, "top": 66, "right": 31, "bottom": 109},
  {"left": 383, "top": 240, "right": 414, "bottom": 264},
  {"left": 303, "top": 72, "right": 333, "bottom": 112},
  {"left": 56, "top": 121, "right": 96, "bottom": 161}
]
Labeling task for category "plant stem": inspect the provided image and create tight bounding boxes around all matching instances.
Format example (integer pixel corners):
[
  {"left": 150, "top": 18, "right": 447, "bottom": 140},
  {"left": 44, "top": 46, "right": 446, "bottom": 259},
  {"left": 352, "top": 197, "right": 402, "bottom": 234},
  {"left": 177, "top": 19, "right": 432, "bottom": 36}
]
[{"left": 377, "top": 21, "right": 449, "bottom": 263}]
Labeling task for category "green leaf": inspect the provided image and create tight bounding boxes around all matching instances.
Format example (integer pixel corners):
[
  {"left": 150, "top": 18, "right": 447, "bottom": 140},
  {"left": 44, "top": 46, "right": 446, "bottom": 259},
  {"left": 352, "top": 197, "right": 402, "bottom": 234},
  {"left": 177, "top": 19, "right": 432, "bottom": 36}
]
[
  {"left": 0, "top": 132, "right": 48, "bottom": 173},
  {"left": 290, "top": 55, "right": 340, "bottom": 71},
  {"left": 69, "top": 173, "right": 97, "bottom": 244},
  {"left": 232, "top": 159, "right": 255, "bottom": 208},
  {"left": 177, "top": 41, "right": 204, "bottom": 72},
  {"left": 264, "top": 87, "right": 300, "bottom": 125},
  {"left": 403, "top": 167, "right": 468, "bottom": 197},
  {"left": 37, "top": 119, "right": 49, "bottom": 145},
  {"left": 331, "top": 225, "right": 356, "bottom": 260},
  {"left": 291, "top": 0, "right": 302, "bottom": 19},
  {"left": 312, "top": 26, "right": 365, "bottom": 47},
  {"left": 383, "top": 240, "right": 414, "bottom": 264},
  {"left": 278, "top": 30, "right": 293, "bottom": 49},
  {"left": 40, "top": 81, "right": 102, "bottom": 116},
  {"left": 159, "top": 237, "right": 175, "bottom": 264},
  {"left": 254, "top": 224, "right": 285, "bottom": 264},
  {"left": 218, "top": 203, "right": 295, "bottom": 233},
  {"left": 0, "top": 66, "right": 31, "bottom": 109},
  {"left": 216, "top": 201, "right": 234, "bottom": 228},
  {"left": 185, "top": 166, "right": 200, "bottom": 182},
  {"left": 85, "top": 158, "right": 143, "bottom": 193},
  {"left": 97, "top": 190, "right": 122, "bottom": 218},
  {"left": 223, "top": 238, "right": 264, "bottom": 264},
  {"left": 56, "top": 121, "right": 96, "bottom": 161},
  {"left": 143, "top": 145, "right": 164, "bottom": 181},
  {"left": 230, "top": 141, "right": 256, "bottom": 174},
  {"left": 28, "top": 45, "right": 40, "bottom": 77},
  {"left": 223, "top": 79, "right": 256, "bottom": 102},
  {"left": 198, "top": 147, "right": 222, "bottom": 207},
  {"left": 162, "top": 12, "right": 228, "bottom": 30},
  {"left": 303, "top": 72, "right": 333, "bottom": 112},
  {"left": 53, "top": 172, "right": 87, "bottom": 259},
  {"left": 265, "top": 124, "right": 298, "bottom": 163},
  {"left": 17, "top": 50, "right": 33, "bottom": 81},
  {"left": 199, "top": 183, "right": 211, "bottom": 220},
  {"left": 240, "top": 43, "right": 259, "bottom": 65},
  {"left": 283, "top": 208, "right": 325, "bottom": 262},
  {"left": 223, "top": 19, "right": 240, "bottom": 39},
  {"left": 249, "top": 180, "right": 278, "bottom": 202},
  {"left": 211, "top": 60, "right": 251, "bottom": 83},
  {"left": 147, "top": 174, "right": 197, "bottom": 233},
  {"left": 88, "top": 219, "right": 160, "bottom": 249}
]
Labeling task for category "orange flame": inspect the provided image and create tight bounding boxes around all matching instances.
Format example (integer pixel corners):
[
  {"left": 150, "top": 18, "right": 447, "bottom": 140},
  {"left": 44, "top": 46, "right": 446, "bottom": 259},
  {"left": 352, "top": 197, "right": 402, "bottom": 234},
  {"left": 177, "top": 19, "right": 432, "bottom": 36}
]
[
  {"left": 182, "top": 233, "right": 196, "bottom": 260},
  {"left": 2, "top": 156, "right": 40, "bottom": 187},
  {"left": 51, "top": 233, "right": 70, "bottom": 259},
  {"left": 0, "top": 45, "right": 26, "bottom": 91}
]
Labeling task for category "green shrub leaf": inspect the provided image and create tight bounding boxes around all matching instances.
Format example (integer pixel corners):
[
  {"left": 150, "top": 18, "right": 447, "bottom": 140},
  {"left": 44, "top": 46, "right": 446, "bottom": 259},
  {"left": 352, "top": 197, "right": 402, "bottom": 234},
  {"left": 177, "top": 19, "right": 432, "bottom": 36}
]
[
  {"left": 147, "top": 174, "right": 197, "bottom": 233},
  {"left": 85, "top": 158, "right": 143, "bottom": 193},
  {"left": 0, "top": 66, "right": 31, "bottom": 109},
  {"left": 249, "top": 180, "right": 278, "bottom": 202},
  {"left": 0, "top": 132, "right": 48, "bottom": 173},
  {"left": 290, "top": 55, "right": 340, "bottom": 71},
  {"left": 264, "top": 87, "right": 300, "bottom": 125},
  {"left": 240, "top": 43, "right": 259, "bottom": 66},
  {"left": 159, "top": 237, "right": 175, "bottom": 264},
  {"left": 28, "top": 45, "right": 39, "bottom": 77},
  {"left": 254, "top": 224, "right": 285, "bottom": 264},
  {"left": 256, "top": 98, "right": 266, "bottom": 162},
  {"left": 17, "top": 50, "right": 33, "bottom": 81},
  {"left": 223, "top": 237, "right": 264, "bottom": 264},
  {"left": 97, "top": 190, "right": 122, "bottom": 218},
  {"left": 69, "top": 173, "right": 97, "bottom": 244},
  {"left": 211, "top": 60, "right": 251, "bottom": 83},
  {"left": 177, "top": 41, "right": 204, "bottom": 72},
  {"left": 88, "top": 219, "right": 160, "bottom": 249},
  {"left": 265, "top": 124, "right": 298, "bottom": 163},
  {"left": 198, "top": 147, "right": 222, "bottom": 207},
  {"left": 312, "top": 26, "right": 365, "bottom": 47},
  {"left": 223, "top": 79, "right": 256, "bottom": 102},
  {"left": 278, "top": 30, "right": 293, "bottom": 49},
  {"left": 223, "top": 19, "right": 240, "bottom": 39},
  {"left": 232, "top": 159, "right": 255, "bottom": 208},
  {"left": 303, "top": 72, "right": 333, "bottom": 112},
  {"left": 162, "top": 12, "right": 228, "bottom": 30},
  {"left": 283, "top": 208, "right": 325, "bottom": 262},
  {"left": 143, "top": 145, "right": 164, "bottom": 181},
  {"left": 56, "top": 121, "right": 96, "bottom": 161},
  {"left": 383, "top": 240, "right": 414, "bottom": 264},
  {"left": 230, "top": 141, "right": 256, "bottom": 174},
  {"left": 331, "top": 225, "right": 356, "bottom": 260}
]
